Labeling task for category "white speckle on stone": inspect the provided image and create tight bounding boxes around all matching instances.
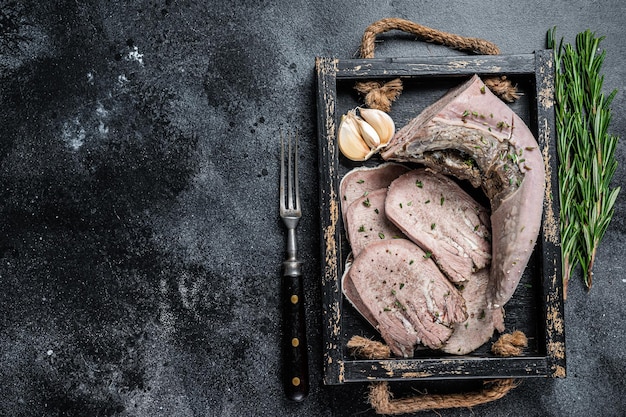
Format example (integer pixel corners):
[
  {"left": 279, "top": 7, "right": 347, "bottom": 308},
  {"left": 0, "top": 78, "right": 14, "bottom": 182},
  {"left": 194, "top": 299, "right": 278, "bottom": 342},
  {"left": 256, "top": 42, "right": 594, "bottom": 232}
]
[
  {"left": 118, "top": 74, "right": 129, "bottom": 86},
  {"left": 86, "top": 72, "right": 94, "bottom": 84},
  {"left": 96, "top": 102, "right": 109, "bottom": 135},
  {"left": 126, "top": 46, "right": 144, "bottom": 65},
  {"left": 62, "top": 118, "right": 86, "bottom": 150},
  {"left": 95, "top": 102, "right": 108, "bottom": 118},
  {"left": 159, "top": 277, "right": 176, "bottom": 335},
  {"left": 622, "top": 278, "right": 626, "bottom": 283},
  {"left": 46, "top": 349, "right": 53, "bottom": 356},
  {"left": 98, "top": 121, "right": 109, "bottom": 135}
]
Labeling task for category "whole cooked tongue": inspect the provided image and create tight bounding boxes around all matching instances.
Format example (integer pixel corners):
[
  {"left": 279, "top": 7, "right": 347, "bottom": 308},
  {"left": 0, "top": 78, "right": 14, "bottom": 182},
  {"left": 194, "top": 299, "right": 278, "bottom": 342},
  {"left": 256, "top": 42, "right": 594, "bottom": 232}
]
[{"left": 381, "top": 74, "right": 545, "bottom": 309}]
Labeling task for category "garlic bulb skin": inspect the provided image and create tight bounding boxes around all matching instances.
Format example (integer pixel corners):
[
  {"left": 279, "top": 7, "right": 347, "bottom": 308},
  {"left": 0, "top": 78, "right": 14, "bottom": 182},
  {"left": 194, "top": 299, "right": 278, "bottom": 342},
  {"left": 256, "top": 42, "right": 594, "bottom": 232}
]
[{"left": 358, "top": 107, "right": 395, "bottom": 146}]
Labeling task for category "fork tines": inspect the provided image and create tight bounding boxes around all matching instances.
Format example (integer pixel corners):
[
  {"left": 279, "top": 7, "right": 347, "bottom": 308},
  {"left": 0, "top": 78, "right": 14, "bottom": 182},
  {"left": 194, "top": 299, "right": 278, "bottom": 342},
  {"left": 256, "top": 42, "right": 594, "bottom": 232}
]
[{"left": 280, "top": 131, "right": 301, "bottom": 216}]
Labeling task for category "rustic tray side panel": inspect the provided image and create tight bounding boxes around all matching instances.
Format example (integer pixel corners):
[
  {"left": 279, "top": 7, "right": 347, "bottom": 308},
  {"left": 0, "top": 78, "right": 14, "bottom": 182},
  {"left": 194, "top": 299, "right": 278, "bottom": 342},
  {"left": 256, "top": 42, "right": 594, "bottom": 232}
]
[
  {"left": 534, "top": 49, "right": 566, "bottom": 378},
  {"left": 343, "top": 357, "right": 549, "bottom": 382},
  {"left": 336, "top": 54, "right": 537, "bottom": 79},
  {"left": 315, "top": 57, "right": 345, "bottom": 385}
]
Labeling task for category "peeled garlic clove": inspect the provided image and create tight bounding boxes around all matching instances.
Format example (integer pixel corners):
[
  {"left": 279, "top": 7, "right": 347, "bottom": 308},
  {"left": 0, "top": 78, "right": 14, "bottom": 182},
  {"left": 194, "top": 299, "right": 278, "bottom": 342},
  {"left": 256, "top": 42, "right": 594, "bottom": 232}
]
[
  {"left": 354, "top": 115, "right": 381, "bottom": 149},
  {"left": 338, "top": 114, "right": 374, "bottom": 161},
  {"left": 358, "top": 107, "right": 395, "bottom": 146}
]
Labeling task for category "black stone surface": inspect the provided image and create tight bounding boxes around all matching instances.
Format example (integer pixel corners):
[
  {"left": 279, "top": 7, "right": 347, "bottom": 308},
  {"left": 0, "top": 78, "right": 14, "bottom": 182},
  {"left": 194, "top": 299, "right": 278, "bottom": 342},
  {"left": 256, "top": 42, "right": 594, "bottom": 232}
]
[{"left": 1, "top": 1, "right": 625, "bottom": 416}]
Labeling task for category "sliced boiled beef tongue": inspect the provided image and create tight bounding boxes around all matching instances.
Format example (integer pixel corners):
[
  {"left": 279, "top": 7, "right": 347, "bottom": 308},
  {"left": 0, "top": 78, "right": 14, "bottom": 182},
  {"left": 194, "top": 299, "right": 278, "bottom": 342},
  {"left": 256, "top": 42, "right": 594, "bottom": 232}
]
[
  {"left": 344, "top": 188, "right": 406, "bottom": 257},
  {"left": 339, "top": 163, "right": 409, "bottom": 225},
  {"left": 441, "top": 269, "right": 505, "bottom": 355},
  {"left": 345, "top": 239, "right": 467, "bottom": 358},
  {"left": 385, "top": 168, "right": 491, "bottom": 283},
  {"left": 381, "top": 74, "right": 545, "bottom": 308}
]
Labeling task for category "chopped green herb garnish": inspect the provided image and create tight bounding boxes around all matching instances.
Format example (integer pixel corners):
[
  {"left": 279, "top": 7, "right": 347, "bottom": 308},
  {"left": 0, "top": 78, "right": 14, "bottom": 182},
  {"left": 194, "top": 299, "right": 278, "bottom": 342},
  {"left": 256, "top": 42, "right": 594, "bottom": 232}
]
[
  {"left": 374, "top": 208, "right": 380, "bottom": 214},
  {"left": 357, "top": 179, "right": 365, "bottom": 184},
  {"left": 358, "top": 225, "right": 365, "bottom": 232},
  {"left": 363, "top": 198, "right": 371, "bottom": 207},
  {"left": 399, "top": 283, "right": 405, "bottom": 289},
  {"left": 423, "top": 251, "right": 432, "bottom": 259},
  {"left": 394, "top": 300, "right": 406, "bottom": 311},
  {"left": 431, "top": 223, "right": 436, "bottom": 230},
  {"left": 378, "top": 232, "right": 385, "bottom": 239},
  {"left": 416, "top": 180, "right": 423, "bottom": 188}
]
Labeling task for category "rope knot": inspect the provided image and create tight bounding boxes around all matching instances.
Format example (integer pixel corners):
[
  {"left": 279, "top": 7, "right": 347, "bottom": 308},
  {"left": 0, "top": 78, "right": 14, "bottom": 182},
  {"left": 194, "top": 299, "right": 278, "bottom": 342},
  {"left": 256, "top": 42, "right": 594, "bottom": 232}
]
[{"left": 353, "top": 79, "right": 403, "bottom": 113}]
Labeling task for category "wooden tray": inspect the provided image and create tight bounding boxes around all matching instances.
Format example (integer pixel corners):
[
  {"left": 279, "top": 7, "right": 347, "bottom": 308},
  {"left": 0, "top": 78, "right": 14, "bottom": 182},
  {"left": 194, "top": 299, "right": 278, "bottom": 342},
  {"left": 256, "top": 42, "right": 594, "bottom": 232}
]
[{"left": 315, "top": 50, "right": 565, "bottom": 385}]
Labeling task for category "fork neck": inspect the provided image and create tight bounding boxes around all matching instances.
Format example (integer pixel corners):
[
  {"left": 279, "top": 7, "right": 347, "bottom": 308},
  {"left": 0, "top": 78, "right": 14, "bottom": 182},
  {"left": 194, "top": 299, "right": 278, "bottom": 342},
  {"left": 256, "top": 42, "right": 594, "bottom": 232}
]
[
  {"left": 283, "top": 228, "right": 302, "bottom": 277},
  {"left": 285, "top": 228, "right": 298, "bottom": 261}
]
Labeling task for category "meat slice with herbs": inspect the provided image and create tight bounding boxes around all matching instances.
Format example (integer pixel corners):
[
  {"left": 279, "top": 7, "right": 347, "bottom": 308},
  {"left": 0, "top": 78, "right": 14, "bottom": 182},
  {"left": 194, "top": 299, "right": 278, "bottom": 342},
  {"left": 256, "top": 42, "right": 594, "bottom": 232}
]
[
  {"left": 339, "top": 163, "right": 410, "bottom": 225},
  {"left": 385, "top": 168, "right": 491, "bottom": 283},
  {"left": 344, "top": 188, "right": 406, "bottom": 256},
  {"left": 381, "top": 74, "right": 545, "bottom": 308},
  {"left": 441, "top": 269, "right": 505, "bottom": 355},
  {"left": 344, "top": 239, "right": 467, "bottom": 357}
]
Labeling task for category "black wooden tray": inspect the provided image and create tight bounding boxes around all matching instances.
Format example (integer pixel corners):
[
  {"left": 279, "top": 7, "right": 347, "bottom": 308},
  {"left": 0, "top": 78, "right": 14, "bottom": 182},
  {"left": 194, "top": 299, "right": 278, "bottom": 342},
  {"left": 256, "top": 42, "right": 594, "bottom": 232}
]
[{"left": 315, "top": 50, "right": 565, "bottom": 385}]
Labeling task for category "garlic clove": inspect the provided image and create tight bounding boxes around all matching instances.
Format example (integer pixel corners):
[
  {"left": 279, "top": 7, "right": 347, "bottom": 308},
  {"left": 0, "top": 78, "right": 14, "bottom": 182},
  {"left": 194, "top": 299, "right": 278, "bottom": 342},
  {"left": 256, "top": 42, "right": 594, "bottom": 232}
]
[
  {"left": 354, "top": 115, "right": 381, "bottom": 149},
  {"left": 338, "top": 114, "right": 374, "bottom": 161},
  {"left": 358, "top": 107, "right": 395, "bottom": 146}
]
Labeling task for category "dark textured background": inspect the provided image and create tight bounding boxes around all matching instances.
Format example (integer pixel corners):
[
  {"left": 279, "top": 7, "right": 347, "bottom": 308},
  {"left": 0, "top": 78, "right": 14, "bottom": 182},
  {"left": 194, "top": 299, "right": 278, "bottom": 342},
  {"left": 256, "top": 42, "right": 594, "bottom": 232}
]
[{"left": 1, "top": 1, "right": 625, "bottom": 416}]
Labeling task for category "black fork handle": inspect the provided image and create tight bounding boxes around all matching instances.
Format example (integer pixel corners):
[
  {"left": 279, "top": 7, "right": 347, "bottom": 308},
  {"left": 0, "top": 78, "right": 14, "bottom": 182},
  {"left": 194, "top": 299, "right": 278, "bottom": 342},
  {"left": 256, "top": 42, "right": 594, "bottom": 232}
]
[{"left": 282, "top": 260, "right": 309, "bottom": 401}]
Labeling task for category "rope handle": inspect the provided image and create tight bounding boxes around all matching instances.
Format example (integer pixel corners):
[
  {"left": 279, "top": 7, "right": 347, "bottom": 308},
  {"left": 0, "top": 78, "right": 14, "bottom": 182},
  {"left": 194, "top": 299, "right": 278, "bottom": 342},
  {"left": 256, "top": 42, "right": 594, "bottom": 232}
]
[
  {"left": 348, "top": 332, "right": 528, "bottom": 415},
  {"left": 359, "top": 17, "right": 501, "bottom": 58},
  {"left": 354, "top": 18, "right": 519, "bottom": 111}
]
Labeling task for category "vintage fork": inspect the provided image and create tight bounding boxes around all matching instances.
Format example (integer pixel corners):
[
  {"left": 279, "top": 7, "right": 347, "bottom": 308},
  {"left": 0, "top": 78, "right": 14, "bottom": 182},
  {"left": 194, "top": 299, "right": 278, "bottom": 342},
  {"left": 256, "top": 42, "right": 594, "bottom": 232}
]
[{"left": 279, "top": 131, "right": 309, "bottom": 401}]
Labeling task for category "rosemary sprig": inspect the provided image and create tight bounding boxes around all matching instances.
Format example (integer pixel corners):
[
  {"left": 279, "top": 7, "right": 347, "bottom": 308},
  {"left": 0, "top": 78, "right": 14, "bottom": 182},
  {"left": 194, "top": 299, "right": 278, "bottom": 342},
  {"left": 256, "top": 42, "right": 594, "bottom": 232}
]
[{"left": 548, "top": 28, "right": 621, "bottom": 297}]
